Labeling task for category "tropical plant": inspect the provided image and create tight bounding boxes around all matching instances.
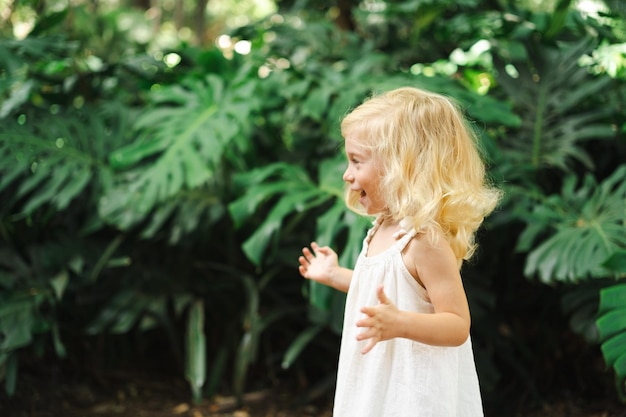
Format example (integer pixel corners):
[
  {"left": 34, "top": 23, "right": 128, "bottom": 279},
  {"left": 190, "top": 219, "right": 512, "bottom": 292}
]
[
  {"left": 597, "top": 280, "right": 626, "bottom": 402},
  {"left": 228, "top": 9, "right": 524, "bottom": 397},
  {"left": 100, "top": 67, "right": 261, "bottom": 237},
  {"left": 478, "top": 1, "right": 626, "bottom": 402},
  {"left": 518, "top": 166, "right": 626, "bottom": 283},
  {"left": 0, "top": 5, "right": 186, "bottom": 399},
  {"left": 517, "top": 166, "right": 626, "bottom": 399},
  {"left": 491, "top": 37, "right": 617, "bottom": 183},
  {"left": 2, "top": 0, "right": 626, "bottom": 412}
]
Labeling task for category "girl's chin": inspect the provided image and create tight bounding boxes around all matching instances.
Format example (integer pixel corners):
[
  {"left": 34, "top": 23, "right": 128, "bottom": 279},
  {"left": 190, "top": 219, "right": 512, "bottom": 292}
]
[
  {"left": 358, "top": 196, "right": 369, "bottom": 210},
  {"left": 357, "top": 195, "right": 382, "bottom": 214},
  {"left": 360, "top": 202, "right": 377, "bottom": 215}
]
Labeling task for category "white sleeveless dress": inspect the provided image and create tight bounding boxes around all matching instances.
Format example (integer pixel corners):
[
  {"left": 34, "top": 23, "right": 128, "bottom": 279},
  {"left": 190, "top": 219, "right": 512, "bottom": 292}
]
[{"left": 333, "top": 219, "right": 484, "bottom": 417}]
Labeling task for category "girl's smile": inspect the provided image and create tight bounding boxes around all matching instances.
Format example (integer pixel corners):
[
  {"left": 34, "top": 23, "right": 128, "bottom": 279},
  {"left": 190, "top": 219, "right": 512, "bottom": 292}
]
[{"left": 343, "top": 136, "right": 386, "bottom": 215}]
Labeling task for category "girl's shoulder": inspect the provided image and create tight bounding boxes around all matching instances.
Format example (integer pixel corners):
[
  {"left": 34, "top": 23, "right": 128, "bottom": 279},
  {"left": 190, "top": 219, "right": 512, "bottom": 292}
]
[
  {"left": 402, "top": 227, "right": 459, "bottom": 284},
  {"left": 405, "top": 227, "right": 454, "bottom": 261}
]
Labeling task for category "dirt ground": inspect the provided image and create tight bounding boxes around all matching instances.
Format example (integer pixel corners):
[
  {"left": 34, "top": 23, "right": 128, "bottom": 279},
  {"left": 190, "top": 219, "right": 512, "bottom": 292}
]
[
  {"left": 1, "top": 368, "right": 625, "bottom": 417},
  {"left": 0, "top": 369, "right": 333, "bottom": 417}
]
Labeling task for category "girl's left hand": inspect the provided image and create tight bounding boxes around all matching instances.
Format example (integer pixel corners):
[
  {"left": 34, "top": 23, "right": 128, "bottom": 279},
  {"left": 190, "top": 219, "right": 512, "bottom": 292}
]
[{"left": 356, "top": 285, "right": 399, "bottom": 354}]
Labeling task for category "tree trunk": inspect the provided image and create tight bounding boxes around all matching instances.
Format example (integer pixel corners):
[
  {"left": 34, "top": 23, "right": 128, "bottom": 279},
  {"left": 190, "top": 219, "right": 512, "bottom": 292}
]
[
  {"left": 195, "top": 0, "right": 209, "bottom": 44},
  {"left": 334, "top": 0, "right": 356, "bottom": 31},
  {"left": 151, "top": 0, "right": 161, "bottom": 34},
  {"left": 174, "top": 0, "right": 185, "bottom": 30},
  {"left": 134, "top": 0, "right": 151, "bottom": 9}
]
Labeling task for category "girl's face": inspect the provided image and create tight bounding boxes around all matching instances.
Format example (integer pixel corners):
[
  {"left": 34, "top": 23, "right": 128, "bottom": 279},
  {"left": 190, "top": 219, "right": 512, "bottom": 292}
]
[{"left": 342, "top": 135, "right": 386, "bottom": 215}]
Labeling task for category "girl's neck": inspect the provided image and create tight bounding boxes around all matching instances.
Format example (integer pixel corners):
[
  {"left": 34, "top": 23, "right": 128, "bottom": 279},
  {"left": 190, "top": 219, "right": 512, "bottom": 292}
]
[
  {"left": 377, "top": 212, "right": 398, "bottom": 228},
  {"left": 367, "top": 217, "right": 402, "bottom": 257}
]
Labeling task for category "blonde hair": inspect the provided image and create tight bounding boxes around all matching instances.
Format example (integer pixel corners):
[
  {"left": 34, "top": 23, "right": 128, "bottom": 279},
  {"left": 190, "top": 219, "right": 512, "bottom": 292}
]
[{"left": 341, "top": 87, "right": 502, "bottom": 262}]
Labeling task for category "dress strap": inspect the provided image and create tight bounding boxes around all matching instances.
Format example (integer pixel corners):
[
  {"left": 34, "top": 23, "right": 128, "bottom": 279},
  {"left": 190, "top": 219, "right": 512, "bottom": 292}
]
[
  {"left": 392, "top": 218, "right": 418, "bottom": 252},
  {"left": 362, "top": 217, "right": 382, "bottom": 251}
]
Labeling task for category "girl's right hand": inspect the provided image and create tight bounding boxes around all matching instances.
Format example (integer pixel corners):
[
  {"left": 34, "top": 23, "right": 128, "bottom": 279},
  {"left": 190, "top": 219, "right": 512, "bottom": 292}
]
[{"left": 298, "top": 242, "right": 339, "bottom": 285}]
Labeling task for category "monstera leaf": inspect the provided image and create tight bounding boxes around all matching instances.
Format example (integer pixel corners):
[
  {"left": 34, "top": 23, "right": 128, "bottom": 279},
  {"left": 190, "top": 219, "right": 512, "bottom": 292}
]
[
  {"left": 229, "top": 162, "right": 332, "bottom": 266},
  {"left": 0, "top": 103, "right": 129, "bottom": 222},
  {"left": 597, "top": 281, "right": 626, "bottom": 402},
  {"left": 519, "top": 165, "right": 626, "bottom": 283},
  {"left": 101, "top": 72, "right": 260, "bottom": 233},
  {"left": 229, "top": 154, "right": 371, "bottom": 339},
  {"left": 517, "top": 166, "right": 626, "bottom": 401},
  {"left": 229, "top": 155, "right": 370, "bottom": 266},
  {"left": 493, "top": 37, "right": 616, "bottom": 175}
]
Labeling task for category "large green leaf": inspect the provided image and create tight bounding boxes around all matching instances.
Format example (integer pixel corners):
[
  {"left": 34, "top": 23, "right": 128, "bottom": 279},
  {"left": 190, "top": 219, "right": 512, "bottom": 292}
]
[
  {"left": 493, "top": 37, "right": 618, "bottom": 174},
  {"left": 229, "top": 163, "right": 333, "bottom": 266},
  {"left": 0, "top": 104, "right": 127, "bottom": 220},
  {"left": 305, "top": 155, "right": 371, "bottom": 331},
  {"left": 597, "top": 283, "right": 626, "bottom": 402},
  {"left": 185, "top": 299, "right": 206, "bottom": 405},
  {"left": 521, "top": 165, "right": 626, "bottom": 283},
  {"left": 281, "top": 324, "right": 324, "bottom": 369},
  {"left": 229, "top": 154, "right": 370, "bottom": 338},
  {"left": 86, "top": 291, "right": 168, "bottom": 334},
  {"left": 0, "top": 300, "right": 35, "bottom": 352},
  {"left": 101, "top": 73, "right": 261, "bottom": 232}
]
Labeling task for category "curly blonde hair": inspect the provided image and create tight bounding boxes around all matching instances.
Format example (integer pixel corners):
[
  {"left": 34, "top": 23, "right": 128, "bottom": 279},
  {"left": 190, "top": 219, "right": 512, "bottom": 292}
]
[{"left": 341, "top": 87, "right": 502, "bottom": 262}]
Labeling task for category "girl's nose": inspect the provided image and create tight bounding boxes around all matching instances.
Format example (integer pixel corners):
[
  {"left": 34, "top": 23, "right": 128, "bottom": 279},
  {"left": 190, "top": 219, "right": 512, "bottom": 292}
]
[{"left": 343, "top": 168, "right": 353, "bottom": 182}]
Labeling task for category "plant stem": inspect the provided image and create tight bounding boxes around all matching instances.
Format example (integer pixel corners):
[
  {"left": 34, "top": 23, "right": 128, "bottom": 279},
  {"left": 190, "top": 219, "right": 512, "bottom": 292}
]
[{"left": 532, "top": 85, "right": 547, "bottom": 168}]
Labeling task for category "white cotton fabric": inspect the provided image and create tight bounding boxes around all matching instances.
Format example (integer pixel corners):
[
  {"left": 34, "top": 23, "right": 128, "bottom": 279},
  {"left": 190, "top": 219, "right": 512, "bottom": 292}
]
[{"left": 333, "top": 219, "right": 484, "bottom": 417}]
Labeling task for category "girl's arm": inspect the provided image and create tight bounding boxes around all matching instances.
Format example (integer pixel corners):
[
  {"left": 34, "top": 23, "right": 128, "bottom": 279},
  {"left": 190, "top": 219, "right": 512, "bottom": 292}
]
[
  {"left": 356, "top": 231, "right": 471, "bottom": 353},
  {"left": 299, "top": 242, "right": 353, "bottom": 293}
]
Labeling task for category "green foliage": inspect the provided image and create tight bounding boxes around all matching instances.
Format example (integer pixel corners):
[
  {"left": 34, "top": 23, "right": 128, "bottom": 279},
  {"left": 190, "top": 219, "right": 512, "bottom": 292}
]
[
  {"left": 492, "top": 37, "right": 617, "bottom": 178},
  {"left": 0, "top": 242, "right": 79, "bottom": 393},
  {"left": 0, "top": 104, "right": 130, "bottom": 222},
  {"left": 1, "top": 0, "right": 626, "bottom": 410},
  {"left": 229, "top": 155, "right": 372, "bottom": 336},
  {"left": 597, "top": 281, "right": 626, "bottom": 402},
  {"left": 0, "top": 17, "right": 139, "bottom": 391},
  {"left": 0, "top": 34, "right": 79, "bottom": 116},
  {"left": 186, "top": 299, "right": 206, "bottom": 405},
  {"left": 518, "top": 166, "right": 626, "bottom": 283},
  {"left": 229, "top": 163, "right": 330, "bottom": 266},
  {"left": 101, "top": 69, "right": 261, "bottom": 237}
]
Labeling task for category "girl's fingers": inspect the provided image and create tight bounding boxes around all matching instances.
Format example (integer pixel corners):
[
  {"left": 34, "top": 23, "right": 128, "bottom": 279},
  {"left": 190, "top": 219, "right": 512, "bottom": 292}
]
[
  {"left": 376, "top": 285, "right": 390, "bottom": 304},
  {"left": 360, "top": 306, "right": 375, "bottom": 317},
  {"left": 361, "top": 339, "right": 376, "bottom": 355},
  {"left": 356, "top": 327, "right": 370, "bottom": 341}
]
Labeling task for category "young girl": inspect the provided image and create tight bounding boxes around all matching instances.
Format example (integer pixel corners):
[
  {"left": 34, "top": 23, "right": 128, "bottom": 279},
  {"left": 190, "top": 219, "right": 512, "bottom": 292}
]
[{"left": 298, "top": 87, "right": 501, "bottom": 416}]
